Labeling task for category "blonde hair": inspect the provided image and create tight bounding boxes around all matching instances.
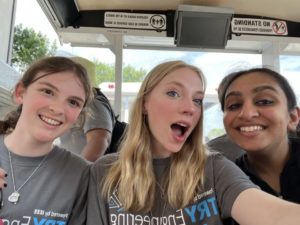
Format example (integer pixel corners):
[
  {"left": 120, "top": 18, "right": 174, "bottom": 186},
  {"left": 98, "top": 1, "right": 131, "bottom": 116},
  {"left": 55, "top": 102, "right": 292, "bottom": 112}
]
[{"left": 102, "top": 60, "right": 208, "bottom": 212}]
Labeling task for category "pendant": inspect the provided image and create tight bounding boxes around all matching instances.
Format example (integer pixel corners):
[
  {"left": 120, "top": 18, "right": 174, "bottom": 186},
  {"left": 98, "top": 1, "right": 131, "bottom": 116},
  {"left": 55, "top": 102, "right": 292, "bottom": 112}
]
[{"left": 8, "top": 191, "right": 20, "bottom": 204}]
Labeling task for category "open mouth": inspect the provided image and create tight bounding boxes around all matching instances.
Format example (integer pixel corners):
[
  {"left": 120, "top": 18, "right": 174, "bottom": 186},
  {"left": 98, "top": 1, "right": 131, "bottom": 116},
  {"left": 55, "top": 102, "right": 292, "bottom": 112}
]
[
  {"left": 171, "top": 123, "right": 188, "bottom": 137},
  {"left": 39, "top": 115, "right": 62, "bottom": 126}
]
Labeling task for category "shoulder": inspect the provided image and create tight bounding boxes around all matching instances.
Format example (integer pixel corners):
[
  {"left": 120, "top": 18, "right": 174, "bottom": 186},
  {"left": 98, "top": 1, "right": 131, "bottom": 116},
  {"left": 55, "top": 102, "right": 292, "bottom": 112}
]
[
  {"left": 87, "top": 97, "right": 112, "bottom": 118},
  {"left": 205, "top": 153, "right": 253, "bottom": 183},
  {"left": 90, "top": 89, "right": 114, "bottom": 122},
  {"left": 90, "top": 96, "right": 109, "bottom": 108},
  {"left": 204, "top": 153, "right": 230, "bottom": 179},
  {"left": 92, "top": 94, "right": 112, "bottom": 113},
  {"left": 206, "top": 152, "right": 232, "bottom": 167},
  {"left": 84, "top": 98, "right": 114, "bottom": 132},
  {"left": 90, "top": 153, "right": 118, "bottom": 178},
  {"left": 288, "top": 137, "right": 300, "bottom": 165},
  {"left": 51, "top": 145, "right": 90, "bottom": 169},
  {"left": 92, "top": 153, "right": 118, "bottom": 170},
  {"left": 206, "top": 134, "right": 245, "bottom": 161},
  {"left": 290, "top": 137, "right": 300, "bottom": 150}
]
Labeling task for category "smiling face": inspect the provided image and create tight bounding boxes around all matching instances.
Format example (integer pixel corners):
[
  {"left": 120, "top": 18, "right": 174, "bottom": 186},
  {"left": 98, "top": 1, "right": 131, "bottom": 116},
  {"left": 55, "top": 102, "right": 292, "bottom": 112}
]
[
  {"left": 14, "top": 71, "right": 86, "bottom": 143},
  {"left": 143, "top": 67, "right": 204, "bottom": 158},
  {"left": 223, "top": 72, "right": 299, "bottom": 154}
]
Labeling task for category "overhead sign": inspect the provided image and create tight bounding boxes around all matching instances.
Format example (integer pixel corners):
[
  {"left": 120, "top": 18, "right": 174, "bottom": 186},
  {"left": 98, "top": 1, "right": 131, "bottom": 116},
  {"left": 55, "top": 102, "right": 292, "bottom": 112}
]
[
  {"left": 232, "top": 18, "right": 288, "bottom": 36},
  {"left": 104, "top": 12, "right": 166, "bottom": 30}
]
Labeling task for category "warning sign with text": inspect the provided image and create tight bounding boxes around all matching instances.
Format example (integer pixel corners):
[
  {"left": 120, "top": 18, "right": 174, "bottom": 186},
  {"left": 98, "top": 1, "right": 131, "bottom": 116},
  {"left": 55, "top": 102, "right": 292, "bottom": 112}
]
[
  {"left": 232, "top": 18, "right": 288, "bottom": 36},
  {"left": 104, "top": 12, "right": 166, "bottom": 30}
]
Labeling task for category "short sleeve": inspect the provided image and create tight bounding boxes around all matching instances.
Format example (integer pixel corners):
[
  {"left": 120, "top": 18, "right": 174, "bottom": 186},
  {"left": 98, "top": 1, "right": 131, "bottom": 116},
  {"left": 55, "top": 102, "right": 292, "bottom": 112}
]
[
  {"left": 206, "top": 154, "right": 259, "bottom": 218},
  {"left": 84, "top": 98, "right": 114, "bottom": 133},
  {"left": 86, "top": 154, "right": 118, "bottom": 225}
]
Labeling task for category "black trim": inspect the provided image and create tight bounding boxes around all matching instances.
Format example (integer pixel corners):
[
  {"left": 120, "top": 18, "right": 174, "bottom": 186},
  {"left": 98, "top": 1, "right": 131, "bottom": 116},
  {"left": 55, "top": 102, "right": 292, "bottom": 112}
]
[
  {"left": 47, "top": 0, "right": 79, "bottom": 27},
  {"left": 72, "top": 10, "right": 175, "bottom": 37}
]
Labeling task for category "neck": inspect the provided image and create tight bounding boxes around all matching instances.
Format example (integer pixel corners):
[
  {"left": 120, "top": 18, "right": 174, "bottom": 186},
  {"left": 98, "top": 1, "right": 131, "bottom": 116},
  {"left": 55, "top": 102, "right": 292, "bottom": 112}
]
[
  {"left": 247, "top": 141, "right": 290, "bottom": 193},
  {"left": 247, "top": 143, "right": 290, "bottom": 175},
  {"left": 4, "top": 131, "right": 53, "bottom": 157}
]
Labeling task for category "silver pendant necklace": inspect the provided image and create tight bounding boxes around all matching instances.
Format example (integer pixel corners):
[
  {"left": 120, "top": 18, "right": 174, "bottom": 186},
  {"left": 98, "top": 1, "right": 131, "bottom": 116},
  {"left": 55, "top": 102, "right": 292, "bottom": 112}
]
[{"left": 7, "top": 150, "right": 48, "bottom": 204}]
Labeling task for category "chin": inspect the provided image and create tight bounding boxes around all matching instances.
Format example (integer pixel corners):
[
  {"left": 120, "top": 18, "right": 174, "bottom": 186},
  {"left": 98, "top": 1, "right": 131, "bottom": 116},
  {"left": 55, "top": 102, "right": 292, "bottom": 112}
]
[
  {"left": 34, "top": 133, "right": 56, "bottom": 143},
  {"left": 168, "top": 145, "right": 184, "bottom": 154},
  {"left": 239, "top": 143, "right": 262, "bottom": 152}
]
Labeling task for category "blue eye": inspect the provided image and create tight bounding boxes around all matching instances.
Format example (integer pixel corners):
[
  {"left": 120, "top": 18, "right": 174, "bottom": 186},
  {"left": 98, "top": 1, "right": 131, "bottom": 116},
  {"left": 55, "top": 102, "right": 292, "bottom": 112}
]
[
  {"left": 166, "top": 90, "right": 179, "bottom": 98},
  {"left": 193, "top": 99, "right": 203, "bottom": 106}
]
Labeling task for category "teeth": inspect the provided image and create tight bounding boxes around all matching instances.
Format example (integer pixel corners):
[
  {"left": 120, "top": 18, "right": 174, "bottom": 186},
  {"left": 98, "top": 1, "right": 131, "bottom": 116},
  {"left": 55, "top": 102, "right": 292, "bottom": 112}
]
[
  {"left": 177, "top": 122, "right": 187, "bottom": 127},
  {"left": 40, "top": 115, "right": 61, "bottom": 126},
  {"left": 240, "top": 126, "right": 263, "bottom": 132}
]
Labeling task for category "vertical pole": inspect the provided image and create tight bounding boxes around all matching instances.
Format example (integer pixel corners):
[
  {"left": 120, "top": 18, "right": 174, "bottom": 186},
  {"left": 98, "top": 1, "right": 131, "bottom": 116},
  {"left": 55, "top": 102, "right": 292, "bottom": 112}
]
[
  {"left": 114, "top": 35, "right": 124, "bottom": 118},
  {"left": 0, "top": 0, "right": 17, "bottom": 64},
  {"left": 262, "top": 41, "right": 281, "bottom": 72}
]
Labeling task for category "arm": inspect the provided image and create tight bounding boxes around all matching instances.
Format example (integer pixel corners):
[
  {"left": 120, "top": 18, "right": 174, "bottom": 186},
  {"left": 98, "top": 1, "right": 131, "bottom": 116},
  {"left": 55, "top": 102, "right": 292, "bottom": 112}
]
[
  {"left": 232, "top": 188, "right": 300, "bottom": 225},
  {"left": 81, "top": 128, "right": 111, "bottom": 162},
  {"left": 81, "top": 97, "right": 114, "bottom": 162}
]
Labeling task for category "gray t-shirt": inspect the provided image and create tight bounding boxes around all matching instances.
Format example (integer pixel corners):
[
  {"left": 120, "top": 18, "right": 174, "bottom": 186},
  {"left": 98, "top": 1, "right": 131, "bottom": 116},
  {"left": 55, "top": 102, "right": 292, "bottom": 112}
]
[
  {"left": 57, "top": 97, "right": 113, "bottom": 155},
  {"left": 206, "top": 134, "right": 245, "bottom": 162},
  {"left": 0, "top": 135, "right": 90, "bottom": 225},
  {"left": 86, "top": 153, "right": 257, "bottom": 225}
]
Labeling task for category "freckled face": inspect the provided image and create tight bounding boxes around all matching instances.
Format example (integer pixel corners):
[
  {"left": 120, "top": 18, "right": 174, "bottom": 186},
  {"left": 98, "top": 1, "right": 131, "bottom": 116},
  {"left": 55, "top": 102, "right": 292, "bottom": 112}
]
[
  {"left": 15, "top": 71, "right": 86, "bottom": 143},
  {"left": 223, "top": 72, "right": 295, "bottom": 153},
  {"left": 144, "top": 67, "right": 204, "bottom": 158}
]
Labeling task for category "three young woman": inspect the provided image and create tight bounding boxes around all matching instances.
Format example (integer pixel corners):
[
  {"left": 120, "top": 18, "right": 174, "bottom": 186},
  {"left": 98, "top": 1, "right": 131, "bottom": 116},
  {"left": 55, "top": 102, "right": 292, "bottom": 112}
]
[
  {"left": 2, "top": 58, "right": 300, "bottom": 224},
  {"left": 0, "top": 56, "right": 92, "bottom": 225}
]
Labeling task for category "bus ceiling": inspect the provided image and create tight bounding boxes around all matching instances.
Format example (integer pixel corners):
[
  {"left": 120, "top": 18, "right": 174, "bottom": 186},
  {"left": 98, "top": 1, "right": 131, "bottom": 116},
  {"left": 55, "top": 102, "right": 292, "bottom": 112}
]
[{"left": 37, "top": 0, "right": 300, "bottom": 54}]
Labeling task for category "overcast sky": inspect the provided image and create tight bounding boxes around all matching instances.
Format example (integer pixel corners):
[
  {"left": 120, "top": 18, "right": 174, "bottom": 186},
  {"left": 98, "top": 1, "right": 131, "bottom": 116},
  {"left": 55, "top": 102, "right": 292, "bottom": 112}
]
[
  {"left": 14, "top": 0, "right": 300, "bottom": 96},
  {"left": 15, "top": 0, "right": 116, "bottom": 64}
]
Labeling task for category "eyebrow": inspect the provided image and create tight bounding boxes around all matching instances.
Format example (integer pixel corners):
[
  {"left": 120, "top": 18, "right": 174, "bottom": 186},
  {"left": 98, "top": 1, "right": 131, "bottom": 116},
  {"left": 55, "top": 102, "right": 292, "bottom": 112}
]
[
  {"left": 38, "top": 81, "right": 85, "bottom": 103},
  {"left": 167, "top": 81, "right": 204, "bottom": 95},
  {"left": 225, "top": 85, "right": 278, "bottom": 99},
  {"left": 253, "top": 85, "right": 278, "bottom": 93},
  {"left": 225, "top": 85, "right": 279, "bottom": 100}
]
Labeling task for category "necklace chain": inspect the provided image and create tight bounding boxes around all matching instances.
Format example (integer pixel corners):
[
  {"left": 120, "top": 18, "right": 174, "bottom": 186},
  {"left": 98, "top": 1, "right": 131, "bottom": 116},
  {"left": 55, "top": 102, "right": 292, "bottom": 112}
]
[
  {"left": 150, "top": 181, "right": 167, "bottom": 224},
  {"left": 155, "top": 181, "right": 165, "bottom": 198},
  {"left": 8, "top": 150, "right": 48, "bottom": 204}
]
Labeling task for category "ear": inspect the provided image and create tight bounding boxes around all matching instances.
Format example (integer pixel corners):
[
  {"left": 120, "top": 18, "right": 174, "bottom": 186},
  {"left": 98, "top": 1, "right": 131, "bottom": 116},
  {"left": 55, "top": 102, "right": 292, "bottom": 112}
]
[
  {"left": 287, "top": 107, "right": 300, "bottom": 132},
  {"left": 13, "top": 82, "right": 26, "bottom": 105},
  {"left": 143, "top": 106, "right": 148, "bottom": 115},
  {"left": 142, "top": 98, "right": 148, "bottom": 115}
]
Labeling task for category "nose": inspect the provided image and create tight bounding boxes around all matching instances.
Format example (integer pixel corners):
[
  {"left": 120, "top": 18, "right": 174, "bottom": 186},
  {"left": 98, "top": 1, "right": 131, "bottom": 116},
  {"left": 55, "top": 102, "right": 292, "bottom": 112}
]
[
  {"left": 180, "top": 98, "right": 197, "bottom": 115},
  {"left": 49, "top": 100, "right": 64, "bottom": 115},
  {"left": 237, "top": 101, "right": 259, "bottom": 120}
]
